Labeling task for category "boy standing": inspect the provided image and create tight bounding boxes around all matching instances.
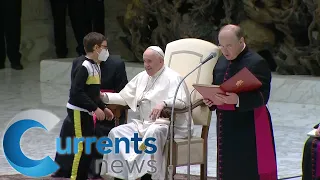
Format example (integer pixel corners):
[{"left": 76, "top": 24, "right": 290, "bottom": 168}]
[{"left": 52, "top": 32, "right": 114, "bottom": 180}]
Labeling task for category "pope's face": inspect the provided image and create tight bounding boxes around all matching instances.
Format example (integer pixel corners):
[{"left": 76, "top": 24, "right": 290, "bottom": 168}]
[
  {"left": 143, "top": 49, "right": 163, "bottom": 76},
  {"left": 218, "top": 31, "right": 244, "bottom": 60}
]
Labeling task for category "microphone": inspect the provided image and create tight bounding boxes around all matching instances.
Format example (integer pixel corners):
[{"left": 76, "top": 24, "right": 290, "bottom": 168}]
[
  {"left": 201, "top": 52, "right": 217, "bottom": 64},
  {"left": 167, "top": 52, "right": 217, "bottom": 180}
]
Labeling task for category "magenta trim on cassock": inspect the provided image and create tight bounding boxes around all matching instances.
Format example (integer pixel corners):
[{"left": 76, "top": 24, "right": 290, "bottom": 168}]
[
  {"left": 100, "top": 89, "right": 115, "bottom": 93},
  {"left": 217, "top": 104, "right": 235, "bottom": 110},
  {"left": 254, "top": 105, "right": 277, "bottom": 180},
  {"left": 93, "top": 114, "right": 97, "bottom": 128},
  {"left": 316, "top": 142, "right": 320, "bottom": 177}
]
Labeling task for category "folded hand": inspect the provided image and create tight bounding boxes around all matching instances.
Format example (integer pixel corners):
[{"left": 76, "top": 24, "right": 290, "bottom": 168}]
[
  {"left": 203, "top": 99, "right": 214, "bottom": 107},
  {"left": 149, "top": 102, "right": 165, "bottom": 121},
  {"left": 316, "top": 126, "right": 320, "bottom": 136}
]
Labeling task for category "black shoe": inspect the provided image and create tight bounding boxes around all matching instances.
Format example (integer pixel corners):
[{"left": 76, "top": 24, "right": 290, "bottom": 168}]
[
  {"left": 11, "top": 64, "right": 23, "bottom": 70},
  {"left": 0, "top": 64, "right": 4, "bottom": 69},
  {"left": 50, "top": 170, "right": 70, "bottom": 178},
  {"left": 141, "top": 173, "right": 152, "bottom": 180},
  {"left": 56, "top": 48, "right": 68, "bottom": 58},
  {"left": 87, "top": 174, "right": 102, "bottom": 179},
  {"left": 51, "top": 173, "right": 68, "bottom": 178},
  {"left": 57, "top": 54, "right": 67, "bottom": 58}
]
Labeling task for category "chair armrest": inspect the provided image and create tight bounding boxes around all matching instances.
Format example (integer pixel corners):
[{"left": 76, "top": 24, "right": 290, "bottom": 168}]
[
  {"left": 106, "top": 104, "right": 130, "bottom": 111},
  {"left": 106, "top": 99, "right": 205, "bottom": 120},
  {"left": 106, "top": 104, "right": 130, "bottom": 120},
  {"left": 160, "top": 99, "right": 205, "bottom": 118}
]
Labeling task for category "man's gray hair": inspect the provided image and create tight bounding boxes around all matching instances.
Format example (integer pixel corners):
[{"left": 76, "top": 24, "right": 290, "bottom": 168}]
[{"left": 147, "top": 46, "right": 165, "bottom": 58}]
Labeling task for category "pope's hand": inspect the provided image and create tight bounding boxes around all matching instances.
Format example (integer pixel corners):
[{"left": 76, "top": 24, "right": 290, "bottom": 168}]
[
  {"left": 104, "top": 108, "right": 114, "bottom": 120},
  {"left": 149, "top": 102, "right": 166, "bottom": 121},
  {"left": 100, "top": 92, "right": 104, "bottom": 99}
]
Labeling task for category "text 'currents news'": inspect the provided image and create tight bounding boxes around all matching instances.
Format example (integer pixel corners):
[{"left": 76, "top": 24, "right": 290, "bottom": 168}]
[{"left": 56, "top": 132, "right": 158, "bottom": 155}]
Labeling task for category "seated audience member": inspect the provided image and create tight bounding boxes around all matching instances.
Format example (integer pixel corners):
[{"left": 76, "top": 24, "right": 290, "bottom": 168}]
[{"left": 302, "top": 123, "right": 320, "bottom": 180}]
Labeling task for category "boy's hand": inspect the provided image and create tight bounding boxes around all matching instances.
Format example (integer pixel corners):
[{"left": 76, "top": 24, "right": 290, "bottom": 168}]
[{"left": 94, "top": 108, "right": 105, "bottom": 120}]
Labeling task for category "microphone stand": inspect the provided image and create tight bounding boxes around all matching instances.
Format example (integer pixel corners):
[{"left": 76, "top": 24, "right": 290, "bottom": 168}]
[{"left": 168, "top": 52, "right": 215, "bottom": 180}]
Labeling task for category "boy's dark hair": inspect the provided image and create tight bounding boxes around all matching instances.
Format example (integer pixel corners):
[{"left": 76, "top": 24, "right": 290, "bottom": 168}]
[{"left": 83, "top": 32, "right": 106, "bottom": 53}]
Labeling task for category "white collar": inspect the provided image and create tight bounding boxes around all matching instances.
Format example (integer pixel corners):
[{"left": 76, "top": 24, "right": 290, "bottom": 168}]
[{"left": 150, "top": 65, "right": 165, "bottom": 78}]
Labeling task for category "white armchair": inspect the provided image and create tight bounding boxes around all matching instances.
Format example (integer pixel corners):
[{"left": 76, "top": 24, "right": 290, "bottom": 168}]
[{"left": 163, "top": 38, "right": 221, "bottom": 180}]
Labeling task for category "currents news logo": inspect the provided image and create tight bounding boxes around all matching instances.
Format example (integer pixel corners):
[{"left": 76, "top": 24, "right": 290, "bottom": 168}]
[
  {"left": 56, "top": 132, "right": 158, "bottom": 174},
  {"left": 2, "top": 109, "right": 158, "bottom": 178},
  {"left": 2, "top": 109, "right": 61, "bottom": 177}
]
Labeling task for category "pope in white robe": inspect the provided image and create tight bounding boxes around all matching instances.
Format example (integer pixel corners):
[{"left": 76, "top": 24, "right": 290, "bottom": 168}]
[{"left": 99, "top": 46, "right": 194, "bottom": 180}]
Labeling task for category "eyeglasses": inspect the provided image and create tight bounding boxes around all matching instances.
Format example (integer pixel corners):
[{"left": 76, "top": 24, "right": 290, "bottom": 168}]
[{"left": 100, "top": 44, "right": 108, "bottom": 49}]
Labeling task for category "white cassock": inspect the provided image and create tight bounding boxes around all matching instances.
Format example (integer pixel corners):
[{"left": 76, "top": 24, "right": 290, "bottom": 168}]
[{"left": 100, "top": 65, "right": 194, "bottom": 180}]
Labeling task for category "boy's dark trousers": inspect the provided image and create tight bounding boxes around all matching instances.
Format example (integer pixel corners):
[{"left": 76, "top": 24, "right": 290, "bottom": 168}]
[
  {"left": 88, "top": 110, "right": 127, "bottom": 178},
  {"left": 52, "top": 108, "right": 94, "bottom": 180}
]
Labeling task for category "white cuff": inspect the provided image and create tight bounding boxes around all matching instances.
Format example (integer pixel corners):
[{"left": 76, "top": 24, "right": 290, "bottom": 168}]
[
  {"left": 102, "top": 93, "right": 109, "bottom": 103},
  {"left": 236, "top": 96, "right": 240, "bottom": 107}
]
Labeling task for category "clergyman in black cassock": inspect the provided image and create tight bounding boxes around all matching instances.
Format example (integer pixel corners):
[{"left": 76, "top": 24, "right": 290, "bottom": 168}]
[
  {"left": 302, "top": 123, "right": 320, "bottom": 180},
  {"left": 204, "top": 24, "right": 278, "bottom": 180},
  {"left": 85, "top": 0, "right": 105, "bottom": 35},
  {"left": 49, "top": 0, "right": 88, "bottom": 57},
  {"left": 0, "top": 0, "right": 23, "bottom": 70}
]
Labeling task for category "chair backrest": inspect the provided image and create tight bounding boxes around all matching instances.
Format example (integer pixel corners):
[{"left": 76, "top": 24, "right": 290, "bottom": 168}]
[{"left": 164, "top": 38, "right": 221, "bottom": 126}]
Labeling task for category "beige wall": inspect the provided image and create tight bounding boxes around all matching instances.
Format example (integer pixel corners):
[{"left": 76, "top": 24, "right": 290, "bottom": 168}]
[{"left": 20, "top": 0, "right": 134, "bottom": 62}]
